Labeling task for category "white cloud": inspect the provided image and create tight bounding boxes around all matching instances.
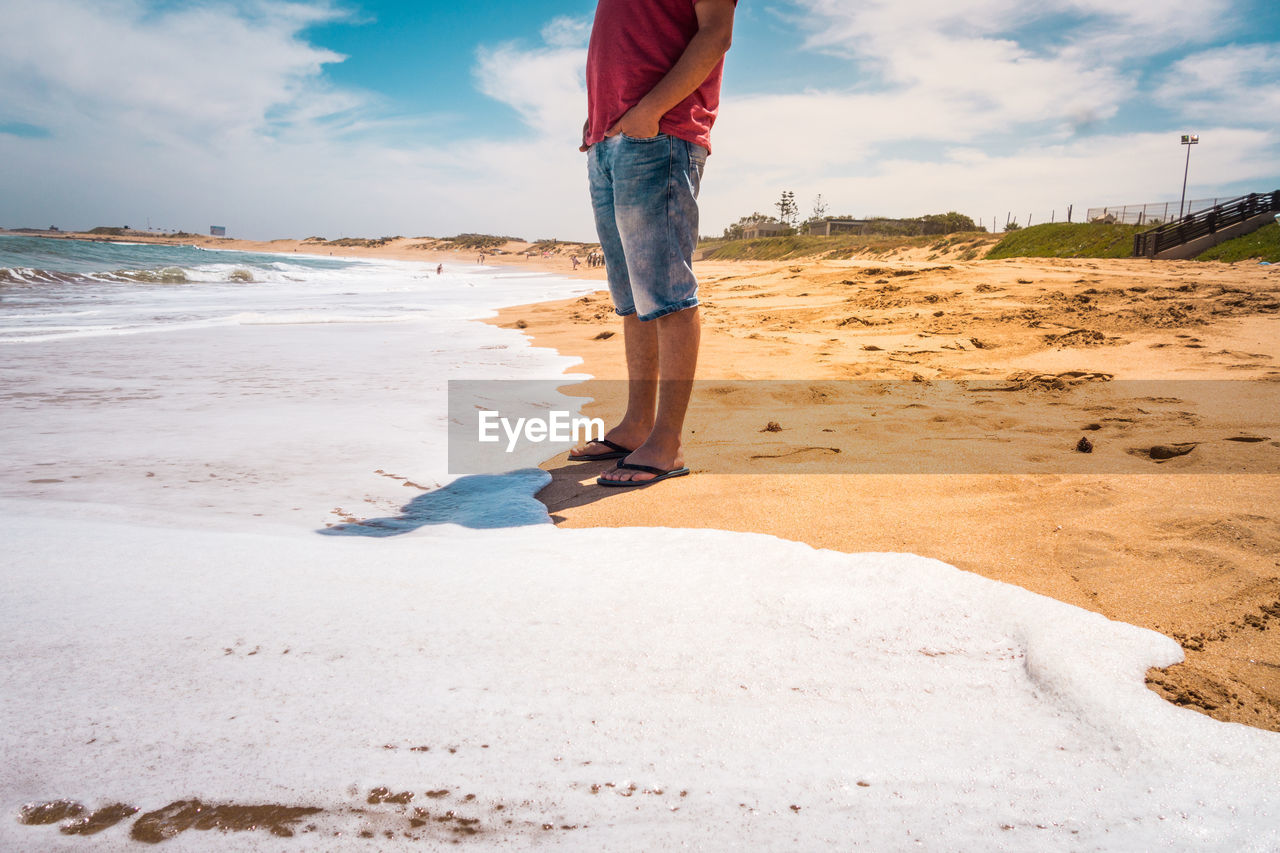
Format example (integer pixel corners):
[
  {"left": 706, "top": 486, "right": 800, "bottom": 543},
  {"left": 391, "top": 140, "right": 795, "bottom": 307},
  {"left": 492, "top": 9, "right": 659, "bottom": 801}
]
[
  {"left": 0, "top": 0, "right": 355, "bottom": 146},
  {"left": 0, "top": 1, "right": 595, "bottom": 240},
  {"left": 540, "top": 15, "right": 593, "bottom": 49},
  {"left": 473, "top": 37, "right": 587, "bottom": 138},
  {"left": 796, "top": 0, "right": 1235, "bottom": 61},
  {"left": 700, "top": 127, "right": 1278, "bottom": 232},
  {"left": 1156, "top": 43, "right": 1280, "bottom": 126},
  {"left": 690, "top": 0, "right": 1277, "bottom": 232},
  {"left": 786, "top": 0, "right": 1153, "bottom": 139},
  {"left": 0, "top": 0, "right": 1274, "bottom": 242}
]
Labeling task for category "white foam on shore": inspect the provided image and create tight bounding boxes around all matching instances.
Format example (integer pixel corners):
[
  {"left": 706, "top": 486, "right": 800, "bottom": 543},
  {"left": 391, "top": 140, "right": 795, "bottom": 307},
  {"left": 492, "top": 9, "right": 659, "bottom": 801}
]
[{"left": 3, "top": 509, "right": 1277, "bottom": 850}]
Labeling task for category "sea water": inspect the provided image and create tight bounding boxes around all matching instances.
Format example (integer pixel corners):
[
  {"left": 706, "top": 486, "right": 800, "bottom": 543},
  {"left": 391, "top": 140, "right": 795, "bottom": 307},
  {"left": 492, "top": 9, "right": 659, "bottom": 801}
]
[
  {"left": 0, "top": 235, "right": 594, "bottom": 528},
  {"left": 2, "top": 235, "right": 1278, "bottom": 850}
]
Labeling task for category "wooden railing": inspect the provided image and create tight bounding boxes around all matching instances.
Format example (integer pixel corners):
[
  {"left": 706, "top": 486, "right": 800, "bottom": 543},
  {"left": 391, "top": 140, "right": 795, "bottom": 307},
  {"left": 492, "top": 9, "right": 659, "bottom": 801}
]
[{"left": 1133, "top": 191, "right": 1280, "bottom": 257}]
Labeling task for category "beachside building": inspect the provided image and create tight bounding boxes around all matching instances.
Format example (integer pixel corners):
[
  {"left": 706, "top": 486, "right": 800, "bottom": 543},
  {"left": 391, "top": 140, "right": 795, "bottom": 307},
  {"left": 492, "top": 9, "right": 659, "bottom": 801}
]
[
  {"left": 807, "top": 218, "right": 871, "bottom": 236},
  {"left": 741, "top": 221, "right": 788, "bottom": 239}
]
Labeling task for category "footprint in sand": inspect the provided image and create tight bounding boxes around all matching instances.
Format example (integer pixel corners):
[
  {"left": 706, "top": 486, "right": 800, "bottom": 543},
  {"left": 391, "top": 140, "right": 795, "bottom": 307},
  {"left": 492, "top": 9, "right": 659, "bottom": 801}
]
[{"left": 749, "top": 446, "right": 841, "bottom": 460}]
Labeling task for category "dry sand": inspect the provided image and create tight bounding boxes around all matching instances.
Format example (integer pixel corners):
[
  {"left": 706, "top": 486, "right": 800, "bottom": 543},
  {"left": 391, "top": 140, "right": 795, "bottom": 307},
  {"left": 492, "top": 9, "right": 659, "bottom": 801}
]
[
  {"left": 14, "top": 229, "right": 1278, "bottom": 732},
  {"left": 497, "top": 254, "right": 1280, "bottom": 733}
]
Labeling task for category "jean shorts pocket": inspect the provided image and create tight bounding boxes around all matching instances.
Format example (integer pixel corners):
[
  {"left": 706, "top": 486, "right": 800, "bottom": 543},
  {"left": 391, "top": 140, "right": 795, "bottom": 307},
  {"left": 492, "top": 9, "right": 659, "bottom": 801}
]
[{"left": 620, "top": 132, "right": 668, "bottom": 143}]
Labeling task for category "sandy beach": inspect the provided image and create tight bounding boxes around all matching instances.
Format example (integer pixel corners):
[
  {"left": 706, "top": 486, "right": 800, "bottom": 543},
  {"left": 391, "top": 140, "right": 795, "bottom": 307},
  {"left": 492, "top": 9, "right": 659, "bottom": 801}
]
[
  {"left": 490, "top": 253, "right": 1280, "bottom": 733},
  {"left": 4, "top": 229, "right": 1280, "bottom": 847},
  {"left": 10, "top": 228, "right": 1277, "bottom": 734}
]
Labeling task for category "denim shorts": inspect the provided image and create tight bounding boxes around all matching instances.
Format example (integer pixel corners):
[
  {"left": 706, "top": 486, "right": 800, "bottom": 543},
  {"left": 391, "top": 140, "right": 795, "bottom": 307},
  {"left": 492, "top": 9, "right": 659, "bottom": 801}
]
[{"left": 587, "top": 133, "right": 707, "bottom": 321}]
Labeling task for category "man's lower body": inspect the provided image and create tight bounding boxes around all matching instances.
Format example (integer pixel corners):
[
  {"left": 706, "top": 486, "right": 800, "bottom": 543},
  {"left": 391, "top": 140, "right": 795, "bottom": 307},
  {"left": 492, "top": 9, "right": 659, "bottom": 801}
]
[{"left": 576, "top": 133, "right": 707, "bottom": 484}]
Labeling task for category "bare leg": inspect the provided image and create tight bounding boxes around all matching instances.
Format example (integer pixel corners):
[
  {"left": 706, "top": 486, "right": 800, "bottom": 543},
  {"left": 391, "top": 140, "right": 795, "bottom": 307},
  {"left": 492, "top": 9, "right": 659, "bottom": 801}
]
[
  {"left": 599, "top": 306, "right": 700, "bottom": 482},
  {"left": 570, "top": 313, "right": 658, "bottom": 457}
]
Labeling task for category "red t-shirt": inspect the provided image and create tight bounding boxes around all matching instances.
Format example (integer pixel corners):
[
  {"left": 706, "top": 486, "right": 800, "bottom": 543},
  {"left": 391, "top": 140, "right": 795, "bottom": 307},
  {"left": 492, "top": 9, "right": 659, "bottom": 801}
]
[{"left": 584, "top": 0, "right": 730, "bottom": 153}]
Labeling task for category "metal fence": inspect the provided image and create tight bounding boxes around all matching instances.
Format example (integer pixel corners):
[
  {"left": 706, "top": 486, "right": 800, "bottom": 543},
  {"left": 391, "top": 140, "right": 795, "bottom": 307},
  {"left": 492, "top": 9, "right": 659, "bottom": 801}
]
[
  {"left": 1133, "top": 192, "right": 1280, "bottom": 258},
  {"left": 1087, "top": 198, "right": 1231, "bottom": 226}
]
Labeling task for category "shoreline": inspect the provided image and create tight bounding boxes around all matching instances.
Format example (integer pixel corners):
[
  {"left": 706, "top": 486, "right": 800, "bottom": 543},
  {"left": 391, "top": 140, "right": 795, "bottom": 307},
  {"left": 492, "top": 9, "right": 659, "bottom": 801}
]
[
  {"left": 0, "top": 228, "right": 612, "bottom": 284},
  {"left": 493, "top": 253, "right": 1280, "bottom": 733}
]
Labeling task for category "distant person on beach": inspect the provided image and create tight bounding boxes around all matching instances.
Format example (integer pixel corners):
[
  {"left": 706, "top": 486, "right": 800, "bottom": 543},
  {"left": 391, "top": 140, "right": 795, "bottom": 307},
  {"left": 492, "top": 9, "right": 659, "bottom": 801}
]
[
  {"left": 570, "top": 0, "right": 735, "bottom": 487},
  {"left": 571, "top": 255, "right": 581, "bottom": 270},
  {"left": 437, "top": 264, "right": 444, "bottom": 275}
]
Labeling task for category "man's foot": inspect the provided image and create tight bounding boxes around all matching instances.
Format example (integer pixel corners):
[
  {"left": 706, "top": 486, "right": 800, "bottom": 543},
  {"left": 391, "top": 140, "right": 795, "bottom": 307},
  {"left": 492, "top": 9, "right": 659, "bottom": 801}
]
[
  {"left": 597, "top": 441, "right": 683, "bottom": 484},
  {"left": 568, "top": 424, "right": 651, "bottom": 462},
  {"left": 566, "top": 438, "right": 632, "bottom": 461},
  {"left": 596, "top": 461, "right": 690, "bottom": 487}
]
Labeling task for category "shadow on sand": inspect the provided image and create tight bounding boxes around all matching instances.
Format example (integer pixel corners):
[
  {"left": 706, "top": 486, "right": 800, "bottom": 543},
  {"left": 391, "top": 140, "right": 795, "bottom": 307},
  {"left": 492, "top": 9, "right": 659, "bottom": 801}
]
[{"left": 531, "top": 456, "right": 640, "bottom": 522}]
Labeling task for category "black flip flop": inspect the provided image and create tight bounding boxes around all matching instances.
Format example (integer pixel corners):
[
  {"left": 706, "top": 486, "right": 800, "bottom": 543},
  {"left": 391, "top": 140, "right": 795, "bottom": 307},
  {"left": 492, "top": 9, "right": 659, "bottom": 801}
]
[
  {"left": 596, "top": 461, "right": 691, "bottom": 487},
  {"left": 567, "top": 438, "right": 633, "bottom": 462}
]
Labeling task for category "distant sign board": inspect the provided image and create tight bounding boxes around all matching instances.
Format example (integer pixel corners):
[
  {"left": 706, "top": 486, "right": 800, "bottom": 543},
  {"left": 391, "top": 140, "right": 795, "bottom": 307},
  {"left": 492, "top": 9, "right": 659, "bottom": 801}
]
[{"left": 210, "top": 226, "right": 226, "bottom": 237}]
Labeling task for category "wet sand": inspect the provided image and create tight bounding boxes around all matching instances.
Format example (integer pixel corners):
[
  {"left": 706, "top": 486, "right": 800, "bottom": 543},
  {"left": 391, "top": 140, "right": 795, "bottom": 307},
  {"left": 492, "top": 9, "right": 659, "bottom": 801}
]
[{"left": 497, "top": 254, "right": 1280, "bottom": 732}]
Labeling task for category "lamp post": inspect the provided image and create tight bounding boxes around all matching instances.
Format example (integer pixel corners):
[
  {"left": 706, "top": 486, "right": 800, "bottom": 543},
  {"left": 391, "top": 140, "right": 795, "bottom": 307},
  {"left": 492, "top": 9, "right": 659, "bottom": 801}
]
[{"left": 1179, "top": 134, "right": 1199, "bottom": 220}]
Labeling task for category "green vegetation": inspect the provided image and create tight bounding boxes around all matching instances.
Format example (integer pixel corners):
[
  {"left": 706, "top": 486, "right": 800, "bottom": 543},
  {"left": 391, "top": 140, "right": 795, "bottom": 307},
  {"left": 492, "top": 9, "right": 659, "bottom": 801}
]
[
  {"left": 984, "top": 222, "right": 1141, "bottom": 260},
  {"left": 699, "top": 231, "right": 996, "bottom": 261},
  {"left": 324, "top": 237, "right": 396, "bottom": 248},
  {"left": 443, "top": 233, "right": 524, "bottom": 250},
  {"left": 88, "top": 226, "right": 128, "bottom": 236},
  {"left": 721, "top": 210, "right": 982, "bottom": 241},
  {"left": 1196, "top": 222, "right": 1280, "bottom": 263}
]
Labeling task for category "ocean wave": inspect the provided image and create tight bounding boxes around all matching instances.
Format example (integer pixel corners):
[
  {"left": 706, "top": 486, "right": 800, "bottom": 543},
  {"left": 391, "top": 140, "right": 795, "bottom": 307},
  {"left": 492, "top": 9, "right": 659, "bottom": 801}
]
[
  {"left": 3, "top": 254, "right": 457, "bottom": 289},
  {"left": 0, "top": 267, "right": 96, "bottom": 285},
  {"left": 0, "top": 266, "right": 194, "bottom": 285},
  {"left": 1, "top": 265, "right": 268, "bottom": 285},
  {"left": 109, "top": 267, "right": 190, "bottom": 284}
]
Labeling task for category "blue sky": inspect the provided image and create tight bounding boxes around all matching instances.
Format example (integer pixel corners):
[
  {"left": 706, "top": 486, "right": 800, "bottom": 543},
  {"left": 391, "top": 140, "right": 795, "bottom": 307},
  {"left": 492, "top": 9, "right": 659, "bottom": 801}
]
[{"left": 1, "top": 0, "right": 1278, "bottom": 240}]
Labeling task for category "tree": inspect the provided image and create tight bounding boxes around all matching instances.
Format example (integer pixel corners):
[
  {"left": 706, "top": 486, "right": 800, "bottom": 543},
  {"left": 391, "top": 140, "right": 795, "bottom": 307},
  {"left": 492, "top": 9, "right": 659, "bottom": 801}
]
[
  {"left": 775, "top": 191, "right": 798, "bottom": 228},
  {"left": 812, "top": 194, "right": 828, "bottom": 221},
  {"left": 917, "top": 212, "right": 979, "bottom": 234}
]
